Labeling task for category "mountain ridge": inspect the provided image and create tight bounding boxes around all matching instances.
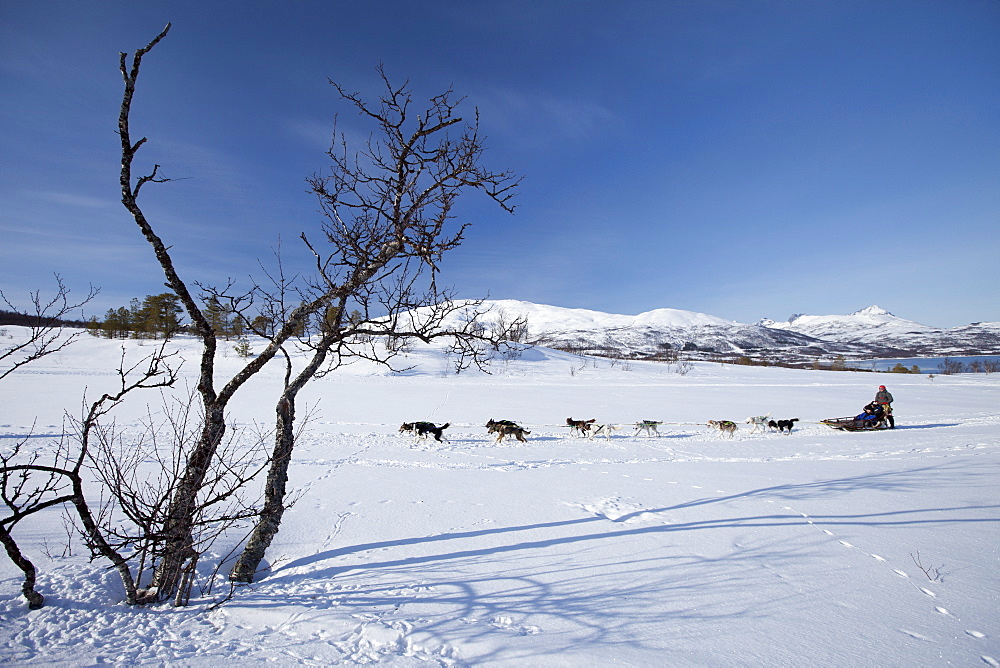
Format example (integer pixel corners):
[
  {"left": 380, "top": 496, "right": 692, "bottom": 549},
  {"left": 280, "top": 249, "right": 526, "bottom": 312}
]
[{"left": 467, "top": 300, "right": 1000, "bottom": 363}]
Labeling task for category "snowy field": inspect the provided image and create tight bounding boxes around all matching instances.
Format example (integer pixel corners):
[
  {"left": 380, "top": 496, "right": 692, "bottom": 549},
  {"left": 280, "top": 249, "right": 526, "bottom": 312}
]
[{"left": 1, "top": 328, "right": 998, "bottom": 666}]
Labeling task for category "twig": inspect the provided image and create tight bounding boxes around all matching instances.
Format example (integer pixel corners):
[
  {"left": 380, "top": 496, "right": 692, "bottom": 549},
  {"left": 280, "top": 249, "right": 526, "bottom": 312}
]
[{"left": 910, "top": 551, "right": 943, "bottom": 582}]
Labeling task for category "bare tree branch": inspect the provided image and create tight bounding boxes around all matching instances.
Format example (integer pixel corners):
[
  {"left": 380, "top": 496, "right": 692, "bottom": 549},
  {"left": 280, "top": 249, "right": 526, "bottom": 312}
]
[
  {"left": 0, "top": 275, "right": 98, "bottom": 381},
  {"left": 231, "top": 68, "right": 522, "bottom": 582}
]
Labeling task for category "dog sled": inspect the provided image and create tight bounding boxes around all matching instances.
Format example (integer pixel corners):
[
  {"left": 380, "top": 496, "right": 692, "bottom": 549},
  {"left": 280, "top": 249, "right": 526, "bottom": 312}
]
[
  {"left": 822, "top": 401, "right": 893, "bottom": 432},
  {"left": 821, "top": 415, "right": 890, "bottom": 432}
]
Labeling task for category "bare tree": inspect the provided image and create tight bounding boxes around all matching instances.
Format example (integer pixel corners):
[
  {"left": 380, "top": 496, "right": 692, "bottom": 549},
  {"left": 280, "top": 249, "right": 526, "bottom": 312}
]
[
  {"left": 938, "top": 357, "right": 965, "bottom": 375},
  {"left": 117, "top": 24, "right": 339, "bottom": 603},
  {"left": 117, "top": 27, "right": 524, "bottom": 599},
  {"left": 0, "top": 438, "right": 64, "bottom": 609},
  {"left": 230, "top": 69, "right": 523, "bottom": 582},
  {"left": 1, "top": 344, "right": 177, "bottom": 608},
  {"left": 1, "top": 275, "right": 98, "bottom": 608}
]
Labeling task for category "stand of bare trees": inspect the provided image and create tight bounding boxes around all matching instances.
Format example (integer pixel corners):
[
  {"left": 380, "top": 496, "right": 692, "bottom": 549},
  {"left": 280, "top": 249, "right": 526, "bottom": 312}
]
[
  {"left": 2, "top": 23, "right": 524, "bottom": 609},
  {"left": 121, "top": 24, "right": 526, "bottom": 601}
]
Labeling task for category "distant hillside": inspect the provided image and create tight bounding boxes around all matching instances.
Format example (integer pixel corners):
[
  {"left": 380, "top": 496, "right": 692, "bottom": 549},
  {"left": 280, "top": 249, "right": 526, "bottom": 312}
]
[{"left": 452, "top": 301, "right": 1000, "bottom": 364}]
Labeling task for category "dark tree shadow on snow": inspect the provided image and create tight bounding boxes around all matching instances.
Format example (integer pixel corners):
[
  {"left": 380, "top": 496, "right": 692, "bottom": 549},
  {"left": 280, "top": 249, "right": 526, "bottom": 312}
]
[{"left": 237, "top": 460, "right": 996, "bottom": 663}]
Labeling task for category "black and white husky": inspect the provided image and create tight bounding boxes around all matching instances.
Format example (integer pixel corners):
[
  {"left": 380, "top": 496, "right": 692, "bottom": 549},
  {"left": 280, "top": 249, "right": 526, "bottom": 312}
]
[
  {"left": 399, "top": 421, "right": 450, "bottom": 442},
  {"left": 767, "top": 418, "right": 799, "bottom": 435}
]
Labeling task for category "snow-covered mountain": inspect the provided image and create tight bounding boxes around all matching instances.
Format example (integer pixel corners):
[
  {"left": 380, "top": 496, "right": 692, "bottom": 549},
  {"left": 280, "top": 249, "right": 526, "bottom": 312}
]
[
  {"left": 760, "top": 305, "right": 931, "bottom": 340},
  {"left": 762, "top": 305, "right": 1000, "bottom": 357},
  {"left": 469, "top": 301, "right": 1000, "bottom": 362}
]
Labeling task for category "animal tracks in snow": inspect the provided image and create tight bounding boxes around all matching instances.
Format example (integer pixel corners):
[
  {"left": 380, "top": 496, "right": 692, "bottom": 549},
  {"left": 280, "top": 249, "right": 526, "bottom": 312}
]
[
  {"left": 767, "top": 496, "right": 998, "bottom": 658},
  {"left": 567, "top": 479, "right": 988, "bottom": 660},
  {"left": 490, "top": 615, "right": 542, "bottom": 636},
  {"left": 775, "top": 504, "right": 916, "bottom": 582}
]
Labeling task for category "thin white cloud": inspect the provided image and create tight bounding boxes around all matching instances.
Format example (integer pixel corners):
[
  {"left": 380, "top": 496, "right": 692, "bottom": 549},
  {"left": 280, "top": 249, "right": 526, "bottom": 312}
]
[
  {"left": 470, "top": 86, "right": 619, "bottom": 145},
  {"left": 29, "top": 191, "right": 115, "bottom": 209},
  {"left": 286, "top": 117, "right": 337, "bottom": 151},
  {"left": 536, "top": 95, "right": 618, "bottom": 140}
]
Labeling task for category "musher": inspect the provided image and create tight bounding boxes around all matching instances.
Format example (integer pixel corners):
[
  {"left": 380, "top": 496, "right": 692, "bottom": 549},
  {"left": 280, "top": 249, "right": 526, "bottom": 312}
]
[{"left": 874, "top": 385, "right": 894, "bottom": 428}]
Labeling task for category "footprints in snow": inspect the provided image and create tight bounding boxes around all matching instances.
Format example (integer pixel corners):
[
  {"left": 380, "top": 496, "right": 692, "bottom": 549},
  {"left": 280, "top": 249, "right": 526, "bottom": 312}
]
[
  {"left": 776, "top": 504, "right": 992, "bottom": 651},
  {"left": 490, "top": 615, "right": 541, "bottom": 636},
  {"left": 574, "top": 471, "right": 995, "bottom": 656},
  {"left": 573, "top": 484, "right": 992, "bottom": 654},
  {"left": 780, "top": 504, "right": 929, "bottom": 585},
  {"left": 783, "top": 504, "right": 901, "bottom": 570},
  {"left": 570, "top": 496, "right": 663, "bottom": 524}
]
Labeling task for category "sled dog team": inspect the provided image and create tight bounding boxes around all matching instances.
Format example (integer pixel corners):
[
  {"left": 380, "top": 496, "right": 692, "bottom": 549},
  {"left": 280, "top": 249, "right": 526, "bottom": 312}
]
[
  {"left": 399, "top": 386, "right": 890, "bottom": 443},
  {"left": 399, "top": 414, "right": 801, "bottom": 443}
]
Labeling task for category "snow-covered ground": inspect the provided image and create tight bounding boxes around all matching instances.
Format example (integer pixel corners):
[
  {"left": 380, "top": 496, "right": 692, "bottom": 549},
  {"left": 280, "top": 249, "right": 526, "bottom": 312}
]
[{"left": 1, "top": 328, "right": 998, "bottom": 666}]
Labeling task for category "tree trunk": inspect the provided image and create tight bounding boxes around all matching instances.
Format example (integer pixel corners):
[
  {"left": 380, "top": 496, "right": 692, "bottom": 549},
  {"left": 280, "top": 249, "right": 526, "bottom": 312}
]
[
  {"left": 148, "top": 403, "right": 226, "bottom": 601},
  {"left": 0, "top": 523, "right": 44, "bottom": 609},
  {"left": 231, "top": 335, "right": 335, "bottom": 582},
  {"left": 229, "top": 395, "right": 296, "bottom": 583}
]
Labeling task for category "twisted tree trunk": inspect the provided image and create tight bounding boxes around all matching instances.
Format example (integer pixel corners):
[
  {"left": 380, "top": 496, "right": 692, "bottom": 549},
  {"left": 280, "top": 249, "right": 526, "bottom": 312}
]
[
  {"left": 230, "top": 338, "right": 334, "bottom": 583},
  {"left": 0, "top": 524, "right": 44, "bottom": 609},
  {"left": 228, "top": 396, "right": 297, "bottom": 583}
]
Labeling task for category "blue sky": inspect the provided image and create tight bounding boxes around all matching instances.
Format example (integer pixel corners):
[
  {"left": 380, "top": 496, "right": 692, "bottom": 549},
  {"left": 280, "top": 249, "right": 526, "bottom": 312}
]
[{"left": 2, "top": 1, "right": 998, "bottom": 328}]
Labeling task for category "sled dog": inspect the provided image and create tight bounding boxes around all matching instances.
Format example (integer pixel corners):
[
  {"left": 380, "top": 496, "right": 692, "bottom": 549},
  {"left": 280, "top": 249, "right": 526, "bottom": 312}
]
[
  {"left": 634, "top": 420, "right": 662, "bottom": 437},
  {"left": 588, "top": 423, "right": 622, "bottom": 440},
  {"left": 399, "top": 421, "right": 450, "bottom": 442},
  {"left": 566, "top": 417, "right": 596, "bottom": 437},
  {"left": 744, "top": 414, "right": 771, "bottom": 434},
  {"left": 486, "top": 419, "right": 530, "bottom": 444},
  {"left": 767, "top": 418, "right": 799, "bottom": 435},
  {"left": 707, "top": 420, "right": 738, "bottom": 438}
]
